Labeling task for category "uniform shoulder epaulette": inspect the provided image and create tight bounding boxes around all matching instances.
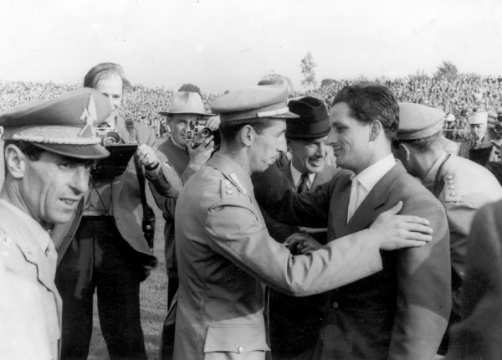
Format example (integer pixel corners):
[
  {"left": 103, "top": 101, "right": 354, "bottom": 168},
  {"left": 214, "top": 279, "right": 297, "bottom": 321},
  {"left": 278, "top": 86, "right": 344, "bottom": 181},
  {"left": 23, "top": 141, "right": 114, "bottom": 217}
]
[{"left": 443, "top": 172, "right": 461, "bottom": 203}]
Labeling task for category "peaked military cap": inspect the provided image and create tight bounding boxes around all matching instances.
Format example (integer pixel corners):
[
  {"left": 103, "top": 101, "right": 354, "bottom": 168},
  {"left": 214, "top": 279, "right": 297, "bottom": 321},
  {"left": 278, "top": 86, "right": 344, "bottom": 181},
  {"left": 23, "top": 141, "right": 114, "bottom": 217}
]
[
  {"left": 0, "top": 88, "right": 111, "bottom": 159},
  {"left": 210, "top": 85, "right": 298, "bottom": 125},
  {"left": 286, "top": 96, "right": 330, "bottom": 140},
  {"left": 397, "top": 102, "right": 444, "bottom": 141}
]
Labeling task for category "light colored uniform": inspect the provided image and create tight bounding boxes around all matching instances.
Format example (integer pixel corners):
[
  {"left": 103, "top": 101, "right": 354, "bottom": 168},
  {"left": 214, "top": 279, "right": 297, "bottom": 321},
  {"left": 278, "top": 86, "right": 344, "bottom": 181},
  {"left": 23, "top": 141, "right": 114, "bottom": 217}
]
[
  {"left": 423, "top": 153, "right": 502, "bottom": 313},
  {"left": 0, "top": 199, "right": 61, "bottom": 360}
]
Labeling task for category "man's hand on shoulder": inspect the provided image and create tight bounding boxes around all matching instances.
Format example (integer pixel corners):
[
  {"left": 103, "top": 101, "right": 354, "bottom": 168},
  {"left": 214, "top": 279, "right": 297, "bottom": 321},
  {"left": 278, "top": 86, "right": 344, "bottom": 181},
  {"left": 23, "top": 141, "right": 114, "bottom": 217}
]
[{"left": 369, "top": 201, "right": 433, "bottom": 250}]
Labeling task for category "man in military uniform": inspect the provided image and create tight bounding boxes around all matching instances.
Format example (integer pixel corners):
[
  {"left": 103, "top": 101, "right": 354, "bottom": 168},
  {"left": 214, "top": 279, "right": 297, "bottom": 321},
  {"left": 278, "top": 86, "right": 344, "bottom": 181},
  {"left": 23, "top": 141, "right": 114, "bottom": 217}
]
[
  {"left": 252, "top": 96, "right": 338, "bottom": 360},
  {"left": 0, "top": 89, "right": 111, "bottom": 359},
  {"left": 173, "top": 85, "right": 435, "bottom": 360},
  {"left": 395, "top": 102, "right": 502, "bottom": 352}
]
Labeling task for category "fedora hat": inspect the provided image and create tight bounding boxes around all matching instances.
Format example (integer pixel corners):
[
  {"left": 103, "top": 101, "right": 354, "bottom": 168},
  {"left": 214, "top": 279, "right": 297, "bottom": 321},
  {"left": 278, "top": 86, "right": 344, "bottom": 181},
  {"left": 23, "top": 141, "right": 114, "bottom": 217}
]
[{"left": 159, "top": 91, "right": 213, "bottom": 117}]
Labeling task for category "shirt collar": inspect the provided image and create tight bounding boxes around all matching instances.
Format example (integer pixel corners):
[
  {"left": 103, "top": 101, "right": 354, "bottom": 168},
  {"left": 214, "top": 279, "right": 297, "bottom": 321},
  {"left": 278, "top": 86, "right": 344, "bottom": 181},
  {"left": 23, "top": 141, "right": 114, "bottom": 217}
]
[
  {"left": 353, "top": 154, "right": 396, "bottom": 193},
  {"left": 290, "top": 162, "right": 316, "bottom": 188},
  {"left": 0, "top": 198, "right": 51, "bottom": 252}
]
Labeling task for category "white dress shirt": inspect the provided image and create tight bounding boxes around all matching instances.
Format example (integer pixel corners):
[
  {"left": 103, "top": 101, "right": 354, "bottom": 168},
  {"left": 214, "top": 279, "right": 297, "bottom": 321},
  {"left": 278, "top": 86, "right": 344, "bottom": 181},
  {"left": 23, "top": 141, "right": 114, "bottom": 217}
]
[
  {"left": 347, "top": 154, "right": 396, "bottom": 222},
  {"left": 290, "top": 163, "right": 316, "bottom": 191}
]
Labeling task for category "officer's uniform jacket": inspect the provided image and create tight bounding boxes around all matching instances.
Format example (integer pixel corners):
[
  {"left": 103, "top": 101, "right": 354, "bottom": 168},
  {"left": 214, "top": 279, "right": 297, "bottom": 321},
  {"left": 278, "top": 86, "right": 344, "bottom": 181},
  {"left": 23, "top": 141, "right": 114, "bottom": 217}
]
[
  {"left": 458, "top": 132, "right": 499, "bottom": 166},
  {"left": 0, "top": 199, "right": 61, "bottom": 360},
  {"left": 446, "top": 200, "right": 502, "bottom": 360},
  {"left": 261, "top": 162, "right": 451, "bottom": 360},
  {"left": 424, "top": 153, "right": 502, "bottom": 316},
  {"left": 52, "top": 119, "right": 181, "bottom": 263},
  {"left": 173, "top": 153, "right": 385, "bottom": 360}
]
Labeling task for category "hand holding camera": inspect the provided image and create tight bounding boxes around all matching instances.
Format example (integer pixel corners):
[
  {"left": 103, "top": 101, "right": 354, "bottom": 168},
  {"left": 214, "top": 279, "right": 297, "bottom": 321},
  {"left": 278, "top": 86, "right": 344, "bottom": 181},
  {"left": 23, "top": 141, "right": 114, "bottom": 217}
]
[{"left": 137, "top": 144, "right": 161, "bottom": 171}]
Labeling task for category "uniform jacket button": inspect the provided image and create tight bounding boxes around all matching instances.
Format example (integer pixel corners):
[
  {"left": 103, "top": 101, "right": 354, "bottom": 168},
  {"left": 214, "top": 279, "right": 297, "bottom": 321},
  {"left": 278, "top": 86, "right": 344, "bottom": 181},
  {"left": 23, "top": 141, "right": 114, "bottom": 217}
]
[
  {"left": 332, "top": 301, "right": 339, "bottom": 309},
  {"left": 237, "top": 346, "right": 244, "bottom": 353}
]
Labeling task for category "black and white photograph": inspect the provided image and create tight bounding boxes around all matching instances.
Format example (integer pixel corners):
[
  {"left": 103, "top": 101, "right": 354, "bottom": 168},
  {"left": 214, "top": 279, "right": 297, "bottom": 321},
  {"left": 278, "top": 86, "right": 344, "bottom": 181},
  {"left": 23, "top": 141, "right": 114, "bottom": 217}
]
[{"left": 1, "top": 1, "right": 502, "bottom": 359}]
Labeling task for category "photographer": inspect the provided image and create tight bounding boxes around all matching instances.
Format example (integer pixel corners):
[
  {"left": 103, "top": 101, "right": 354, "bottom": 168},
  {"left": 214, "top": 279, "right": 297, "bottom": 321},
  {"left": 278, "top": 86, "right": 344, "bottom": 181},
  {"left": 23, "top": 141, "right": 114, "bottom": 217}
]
[
  {"left": 154, "top": 89, "right": 216, "bottom": 359},
  {"left": 52, "top": 63, "right": 182, "bottom": 360}
]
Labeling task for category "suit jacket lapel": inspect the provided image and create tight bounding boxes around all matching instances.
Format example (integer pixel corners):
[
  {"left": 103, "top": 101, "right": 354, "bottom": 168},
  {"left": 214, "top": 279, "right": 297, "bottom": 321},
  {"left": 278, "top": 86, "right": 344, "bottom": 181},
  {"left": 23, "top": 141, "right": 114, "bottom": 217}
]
[{"left": 346, "top": 163, "right": 402, "bottom": 233}]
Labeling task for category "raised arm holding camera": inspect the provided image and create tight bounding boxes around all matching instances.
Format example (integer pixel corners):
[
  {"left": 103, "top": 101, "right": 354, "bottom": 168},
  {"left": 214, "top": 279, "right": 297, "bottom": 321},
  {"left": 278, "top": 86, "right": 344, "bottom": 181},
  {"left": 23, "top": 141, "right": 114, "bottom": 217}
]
[{"left": 52, "top": 63, "right": 181, "bottom": 360}]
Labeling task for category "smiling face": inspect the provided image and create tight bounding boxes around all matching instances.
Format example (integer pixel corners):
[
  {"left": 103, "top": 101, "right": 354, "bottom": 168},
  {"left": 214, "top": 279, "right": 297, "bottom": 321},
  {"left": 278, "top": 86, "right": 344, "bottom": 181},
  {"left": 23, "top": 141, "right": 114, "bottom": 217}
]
[
  {"left": 328, "top": 102, "right": 373, "bottom": 173},
  {"left": 289, "top": 136, "right": 327, "bottom": 174},
  {"left": 18, "top": 150, "right": 91, "bottom": 225},
  {"left": 248, "top": 119, "right": 287, "bottom": 173}
]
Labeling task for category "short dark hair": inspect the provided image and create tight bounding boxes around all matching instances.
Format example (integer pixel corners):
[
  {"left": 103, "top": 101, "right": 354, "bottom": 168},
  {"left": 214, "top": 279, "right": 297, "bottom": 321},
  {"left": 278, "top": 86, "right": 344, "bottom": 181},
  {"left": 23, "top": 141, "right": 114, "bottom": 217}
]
[
  {"left": 4, "top": 140, "right": 44, "bottom": 161},
  {"left": 332, "top": 84, "right": 399, "bottom": 139},
  {"left": 219, "top": 119, "right": 274, "bottom": 144},
  {"left": 83, "top": 62, "right": 131, "bottom": 90}
]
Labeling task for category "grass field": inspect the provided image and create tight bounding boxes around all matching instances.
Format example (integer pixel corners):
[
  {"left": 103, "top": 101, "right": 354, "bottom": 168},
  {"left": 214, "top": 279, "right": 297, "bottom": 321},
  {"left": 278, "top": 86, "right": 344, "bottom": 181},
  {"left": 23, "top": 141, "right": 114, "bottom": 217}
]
[{"left": 88, "top": 218, "right": 168, "bottom": 360}]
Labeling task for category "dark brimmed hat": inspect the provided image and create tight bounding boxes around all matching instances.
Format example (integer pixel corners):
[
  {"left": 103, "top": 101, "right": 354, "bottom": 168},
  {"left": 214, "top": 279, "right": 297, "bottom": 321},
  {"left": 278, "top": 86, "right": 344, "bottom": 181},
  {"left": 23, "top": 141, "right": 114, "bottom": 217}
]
[
  {"left": 210, "top": 86, "right": 298, "bottom": 126},
  {"left": 0, "top": 88, "right": 111, "bottom": 159},
  {"left": 286, "top": 96, "right": 330, "bottom": 140}
]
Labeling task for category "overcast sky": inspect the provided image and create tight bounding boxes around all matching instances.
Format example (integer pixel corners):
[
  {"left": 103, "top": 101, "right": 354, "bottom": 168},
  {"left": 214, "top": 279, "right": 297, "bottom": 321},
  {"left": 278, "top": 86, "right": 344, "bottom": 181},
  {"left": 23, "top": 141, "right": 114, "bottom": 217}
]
[{"left": 1, "top": 0, "right": 501, "bottom": 92}]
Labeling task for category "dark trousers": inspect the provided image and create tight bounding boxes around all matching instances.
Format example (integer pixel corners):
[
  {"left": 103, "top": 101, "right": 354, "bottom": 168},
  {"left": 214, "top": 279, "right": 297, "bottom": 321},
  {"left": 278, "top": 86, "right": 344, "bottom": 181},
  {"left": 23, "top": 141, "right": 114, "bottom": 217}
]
[{"left": 56, "top": 217, "right": 147, "bottom": 360}]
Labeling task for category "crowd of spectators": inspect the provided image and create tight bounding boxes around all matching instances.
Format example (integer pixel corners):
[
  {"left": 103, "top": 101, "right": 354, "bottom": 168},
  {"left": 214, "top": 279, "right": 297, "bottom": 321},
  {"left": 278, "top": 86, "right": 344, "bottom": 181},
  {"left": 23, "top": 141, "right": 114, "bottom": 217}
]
[{"left": 2, "top": 74, "right": 502, "bottom": 141}]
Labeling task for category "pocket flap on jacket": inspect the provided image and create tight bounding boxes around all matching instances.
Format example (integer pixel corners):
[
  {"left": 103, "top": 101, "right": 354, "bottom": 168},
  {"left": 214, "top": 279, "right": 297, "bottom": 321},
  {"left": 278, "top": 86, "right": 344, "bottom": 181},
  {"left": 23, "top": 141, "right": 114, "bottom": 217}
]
[{"left": 204, "top": 324, "right": 270, "bottom": 353}]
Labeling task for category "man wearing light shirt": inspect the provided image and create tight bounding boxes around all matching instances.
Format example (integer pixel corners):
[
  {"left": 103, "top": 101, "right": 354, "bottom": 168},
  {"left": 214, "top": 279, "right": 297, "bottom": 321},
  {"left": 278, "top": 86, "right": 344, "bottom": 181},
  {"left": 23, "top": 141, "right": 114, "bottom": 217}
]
[{"left": 259, "top": 84, "right": 451, "bottom": 360}]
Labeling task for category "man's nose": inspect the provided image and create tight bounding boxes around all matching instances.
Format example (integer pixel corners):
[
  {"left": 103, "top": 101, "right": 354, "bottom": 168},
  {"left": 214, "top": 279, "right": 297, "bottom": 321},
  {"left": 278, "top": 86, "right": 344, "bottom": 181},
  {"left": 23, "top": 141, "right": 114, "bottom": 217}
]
[
  {"left": 277, "top": 135, "right": 287, "bottom": 153},
  {"left": 327, "top": 128, "right": 337, "bottom": 145},
  {"left": 71, "top": 166, "right": 90, "bottom": 195}
]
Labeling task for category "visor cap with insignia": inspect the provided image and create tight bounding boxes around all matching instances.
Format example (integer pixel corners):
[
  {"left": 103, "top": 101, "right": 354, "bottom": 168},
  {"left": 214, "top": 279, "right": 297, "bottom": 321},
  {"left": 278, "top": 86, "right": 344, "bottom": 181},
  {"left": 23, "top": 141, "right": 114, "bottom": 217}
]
[
  {"left": 0, "top": 88, "right": 111, "bottom": 159},
  {"left": 286, "top": 96, "right": 330, "bottom": 140},
  {"left": 210, "top": 85, "right": 299, "bottom": 126},
  {"left": 397, "top": 102, "right": 444, "bottom": 141}
]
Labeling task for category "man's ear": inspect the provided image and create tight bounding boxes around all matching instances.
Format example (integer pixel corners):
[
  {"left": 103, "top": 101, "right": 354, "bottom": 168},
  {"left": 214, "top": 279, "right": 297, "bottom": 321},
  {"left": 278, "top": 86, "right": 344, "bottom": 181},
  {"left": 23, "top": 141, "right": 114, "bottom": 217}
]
[
  {"left": 4, "top": 144, "right": 27, "bottom": 179},
  {"left": 398, "top": 142, "right": 411, "bottom": 162},
  {"left": 369, "top": 120, "right": 382, "bottom": 142},
  {"left": 238, "top": 124, "right": 255, "bottom": 147}
]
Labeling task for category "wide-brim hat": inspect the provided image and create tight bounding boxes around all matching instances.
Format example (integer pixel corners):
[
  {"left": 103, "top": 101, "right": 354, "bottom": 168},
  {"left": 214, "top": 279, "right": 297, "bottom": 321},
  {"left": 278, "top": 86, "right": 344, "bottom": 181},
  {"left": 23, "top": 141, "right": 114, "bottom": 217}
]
[
  {"left": 286, "top": 96, "right": 330, "bottom": 140},
  {"left": 159, "top": 91, "right": 214, "bottom": 117},
  {"left": 0, "top": 88, "right": 111, "bottom": 159}
]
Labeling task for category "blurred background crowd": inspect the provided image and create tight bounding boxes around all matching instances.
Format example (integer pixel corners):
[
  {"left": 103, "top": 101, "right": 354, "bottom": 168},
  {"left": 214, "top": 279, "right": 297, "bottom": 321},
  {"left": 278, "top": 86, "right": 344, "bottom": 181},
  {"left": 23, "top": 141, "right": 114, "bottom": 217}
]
[{"left": 3, "top": 74, "right": 502, "bottom": 143}]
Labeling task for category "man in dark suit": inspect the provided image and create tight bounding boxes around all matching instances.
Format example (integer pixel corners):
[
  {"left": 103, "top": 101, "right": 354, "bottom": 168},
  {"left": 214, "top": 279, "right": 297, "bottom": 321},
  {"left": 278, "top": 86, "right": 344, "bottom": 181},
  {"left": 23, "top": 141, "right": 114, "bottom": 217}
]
[
  {"left": 445, "top": 199, "right": 502, "bottom": 360},
  {"left": 253, "top": 96, "right": 338, "bottom": 359},
  {"left": 259, "top": 84, "right": 451, "bottom": 360}
]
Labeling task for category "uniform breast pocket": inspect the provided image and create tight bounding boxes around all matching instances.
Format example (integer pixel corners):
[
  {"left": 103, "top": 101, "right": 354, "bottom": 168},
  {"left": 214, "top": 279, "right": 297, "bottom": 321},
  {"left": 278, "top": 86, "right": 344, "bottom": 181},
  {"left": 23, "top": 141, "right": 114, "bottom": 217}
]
[{"left": 203, "top": 324, "right": 270, "bottom": 360}]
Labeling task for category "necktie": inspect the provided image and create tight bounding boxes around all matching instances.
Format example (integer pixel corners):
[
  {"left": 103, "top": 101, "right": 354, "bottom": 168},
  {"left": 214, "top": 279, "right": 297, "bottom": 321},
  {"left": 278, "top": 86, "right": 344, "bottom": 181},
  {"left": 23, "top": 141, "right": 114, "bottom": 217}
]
[{"left": 297, "top": 172, "right": 310, "bottom": 193}]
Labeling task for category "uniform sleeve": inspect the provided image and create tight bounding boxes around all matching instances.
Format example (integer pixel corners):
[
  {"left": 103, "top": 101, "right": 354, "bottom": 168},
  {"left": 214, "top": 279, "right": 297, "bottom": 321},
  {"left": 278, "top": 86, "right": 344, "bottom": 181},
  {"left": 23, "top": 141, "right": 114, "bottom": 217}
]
[
  {"left": 387, "top": 196, "right": 451, "bottom": 360},
  {"left": 445, "top": 201, "right": 502, "bottom": 359},
  {"left": 204, "top": 198, "right": 383, "bottom": 297}
]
